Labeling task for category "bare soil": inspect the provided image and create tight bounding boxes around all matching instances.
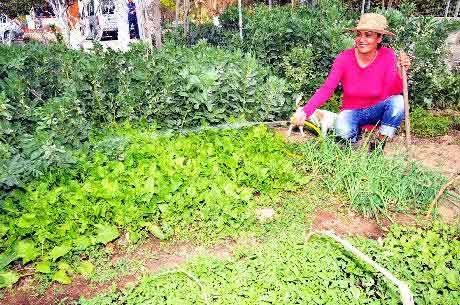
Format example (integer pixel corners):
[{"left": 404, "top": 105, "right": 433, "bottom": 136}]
[
  {"left": 1, "top": 238, "right": 235, "bottom": 305},
  {"left": 385, "top": 131, "right": 460, "bottom": 223}
]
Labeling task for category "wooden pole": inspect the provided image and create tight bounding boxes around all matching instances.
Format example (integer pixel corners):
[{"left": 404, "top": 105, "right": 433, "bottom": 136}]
[{"left": 402, "top": 65, "right": 411, "bottom": 150}]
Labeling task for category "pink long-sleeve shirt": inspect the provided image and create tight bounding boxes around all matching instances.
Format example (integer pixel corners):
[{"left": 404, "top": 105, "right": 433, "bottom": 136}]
[{"left": 303, "top": 47, "right": 403, "bottom": 118}]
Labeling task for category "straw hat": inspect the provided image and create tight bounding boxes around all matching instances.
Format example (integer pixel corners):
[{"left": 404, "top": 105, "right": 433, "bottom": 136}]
[{"left": 348, "top": 13, "right": 395, "bottom": 37}]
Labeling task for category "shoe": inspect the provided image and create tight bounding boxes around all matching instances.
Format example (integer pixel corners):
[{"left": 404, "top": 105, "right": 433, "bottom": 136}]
[{"left": 368, "top": 137, "right": 387, "bottom": 154}]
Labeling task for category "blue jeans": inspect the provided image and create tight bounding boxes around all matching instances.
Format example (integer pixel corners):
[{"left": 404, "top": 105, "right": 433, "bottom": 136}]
[{"left": 335, "top": 95, "right": 404, "bottom": 143}]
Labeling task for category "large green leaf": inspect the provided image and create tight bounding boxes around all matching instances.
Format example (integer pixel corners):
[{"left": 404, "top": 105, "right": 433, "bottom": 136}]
[
  {"left": 52, "top": 269, "right": 71, "bottom": 284},
  {"left": 0, "top": 248, "right": 18, "bottom": 270},
  {"left": 49, "top": 245, "right": 71, "bottom": 262},
  {"left": 77, "top": 261, "right": 95, "bottom": 277},
  {"left": 16, "top": 213, "right": 36, "bottom": 228},
  {"left": 142, "top": 222, "right": 167, "bottom": 240},
  {"left": 0, "top": 271, "right": 19, "bottom": 288},
  {"left": 16, "top": 239, "right": 39, "bottom": 264},
  {"left": 95, "top": 224, "right": 119, "bottom": 244},
  {"left": 35, "top": 261, "right": 51, "bottom": 274}
]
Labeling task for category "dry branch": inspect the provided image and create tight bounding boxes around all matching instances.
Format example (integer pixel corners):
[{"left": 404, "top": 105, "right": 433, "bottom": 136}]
[{"left": 425, "top": 175, "right": 460, "bottom": 219}]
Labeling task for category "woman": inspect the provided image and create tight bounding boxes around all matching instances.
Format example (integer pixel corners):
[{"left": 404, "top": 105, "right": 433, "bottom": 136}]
[{"left": 294, "top": 13, "right": 411, "bottom": 144}]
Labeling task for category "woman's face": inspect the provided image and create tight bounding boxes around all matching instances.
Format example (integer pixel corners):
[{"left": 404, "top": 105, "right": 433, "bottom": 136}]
[{"left": 354, "top": 31, "right": 382, "bottom": 54}]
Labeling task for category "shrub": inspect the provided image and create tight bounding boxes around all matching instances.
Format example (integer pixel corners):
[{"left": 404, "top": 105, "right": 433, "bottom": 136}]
[
  {"left": 0, "top": 42, "right": 292, "bottom": 191},
  {"left": 179, "top": 3, "right": 460, "bottom": 108},
  {"left": 411, "top": 107, "right": 451, "bottom": 137}
]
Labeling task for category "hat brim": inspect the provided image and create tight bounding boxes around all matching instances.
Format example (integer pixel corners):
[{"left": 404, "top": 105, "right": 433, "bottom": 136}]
[{"left": 346, "top": 27, "right": 396, "bottom": 37}]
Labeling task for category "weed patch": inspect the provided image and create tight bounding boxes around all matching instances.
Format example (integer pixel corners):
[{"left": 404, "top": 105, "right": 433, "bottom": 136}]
[{"left": 78, "top": 223, "right": 460, "bottom": 305}]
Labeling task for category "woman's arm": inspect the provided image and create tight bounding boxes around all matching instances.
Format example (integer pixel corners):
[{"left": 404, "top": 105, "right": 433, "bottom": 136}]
[{"left": 303, "top": 57, "right": 344, "bottom": 118}]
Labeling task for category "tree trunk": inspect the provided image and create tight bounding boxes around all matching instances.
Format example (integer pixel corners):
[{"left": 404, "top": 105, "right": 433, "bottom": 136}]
[
  {"left": 151, "top": 0, "right": 162, "bottom": 48},
  {"left": 184, "top": 0, "right": 190, "bottom": 43},
  {"left": 455, "top": 0, "right": 460, "bottom": 17},
  {"left": 116, "top": 0, "right": 130, "bottom": 51},
  {"left": 381, "top": 0, "right": 385, "bottom": 9},
  {"left": 367, "top": 0, "right": 371, "bottom": 11},
  {"left": 175, "top": 0, "right": 180, "bottom": 27},
  {"left": 46, "top": 0, "right": 71, "bottom": 46},
  {"left": 238, "top": 0, "right": 243, "bottom": 40},
  {"left": 388, "top": 0, "right": 393, "bottom": 9},
  {"left": 361, "top": 0, "right": 366, "bottom": 14},
  {"left": 445, "top": 0, "right": 452, "bottom": 17},
  {"left": 268, "top": 0, "right": 272, "bottom": 10}
]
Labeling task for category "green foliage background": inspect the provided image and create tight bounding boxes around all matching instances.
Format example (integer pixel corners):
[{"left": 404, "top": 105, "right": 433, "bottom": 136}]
[{"left": 178, "top": 2, "right": 460, "bottom": 108}]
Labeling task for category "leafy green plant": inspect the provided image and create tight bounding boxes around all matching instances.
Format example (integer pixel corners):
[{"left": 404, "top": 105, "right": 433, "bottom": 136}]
[
  {"left": 0, "top": 41, "right": 292, "bottom": 192},
  {"left": 0, "top": 126, "right": 307, "bottom": 279},
  {"left": 182, "top": 3, "right": 460, "bottom": 110},
  {"left": 410, "top": 107, "right": 451, "bottom": 137},
  {"left": 78, "top": 222, "right": 460, "bottom": 305}
]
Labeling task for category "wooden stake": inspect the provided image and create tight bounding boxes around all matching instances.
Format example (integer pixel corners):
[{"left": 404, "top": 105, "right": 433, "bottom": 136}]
[{"left": 402, "top": 65, "right": 411, "bottom": 151}]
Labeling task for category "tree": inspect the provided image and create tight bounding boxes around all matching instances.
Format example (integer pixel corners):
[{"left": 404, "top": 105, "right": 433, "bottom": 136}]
[
  {"left": 143, "top": 0, "right": 162, "bottom": 49},
  {"left": 0, "top": 0, "right": 45, "bottom": 18},
  {"left": 175, "top": 0, "right": 180, "bottom": 27},
  {"left": 445, "top": 0, "right": 452, "bottom": 17},
  {"left": 455, "top": 0, "right": 460, "bottom": 17},
  {"left": 45, "top": 0, "right": 73, "bottom": 45},
  {"left": 184, "top": 0, "right": 190, "bottom": 42}
]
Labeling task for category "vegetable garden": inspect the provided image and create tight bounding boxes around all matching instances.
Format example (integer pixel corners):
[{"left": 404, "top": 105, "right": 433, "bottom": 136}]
[{"left": 1, "top": 1, "right": 459, "bottom": 304}]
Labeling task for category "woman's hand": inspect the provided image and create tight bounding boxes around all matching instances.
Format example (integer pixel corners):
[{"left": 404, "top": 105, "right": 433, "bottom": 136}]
[{"left": 397, "top": 51, "right": 411, "bottom": 74}]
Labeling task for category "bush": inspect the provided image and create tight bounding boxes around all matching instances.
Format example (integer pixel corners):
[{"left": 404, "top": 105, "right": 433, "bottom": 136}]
[
  {"left": 179, "top": 3, "right": 460, "bottom": 109},
  {"left": 411, "top": 107, "right": 459, "bottom": 137},
  {"left": 0, "top": 42, "right": 292, "bottom": 191}
]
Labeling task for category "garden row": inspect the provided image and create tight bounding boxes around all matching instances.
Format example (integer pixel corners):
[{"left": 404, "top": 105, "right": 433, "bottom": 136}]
[
  {"left": 0, "top": 126, "right": 444, "bottom": 288},
  {"left": 1, "top": 2, "right": 460, "bottom": 192}
]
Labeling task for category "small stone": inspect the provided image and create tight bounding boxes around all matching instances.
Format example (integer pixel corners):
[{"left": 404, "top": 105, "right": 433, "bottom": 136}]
[{"left": 255, "top": 208, "right": 275, "bottom": 221}]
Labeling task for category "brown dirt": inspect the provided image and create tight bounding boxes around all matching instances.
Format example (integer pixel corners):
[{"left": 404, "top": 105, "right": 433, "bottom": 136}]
[
  {"left": 1, "top": 238, "right": 235, "bottom": 305},
  {"left": 385, "top": 130, "right": 460, "bottom": 178},
  {"left": 312, "top": 210, "right": 385, "bottom": 239},
  {"left": 385, "top": 131, "right": 460, "bottom": 223}
]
